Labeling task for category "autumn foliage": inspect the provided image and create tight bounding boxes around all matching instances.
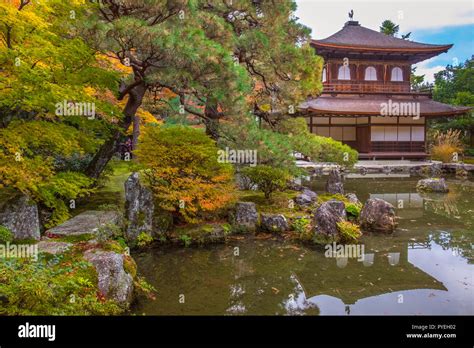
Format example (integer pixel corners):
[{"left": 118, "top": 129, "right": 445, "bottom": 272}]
[{"left": 134, "top": 125, "right": 235, "bottom": 223}]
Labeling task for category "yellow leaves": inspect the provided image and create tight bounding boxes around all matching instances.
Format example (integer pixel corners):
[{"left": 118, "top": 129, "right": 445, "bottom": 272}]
[
  {"left": 96, "top": 53, "right": 133, "bottom": 76},
  {"left": 137, "top": 109, "right": 161, "bottom": 125},
  {"left": 84, "top": 86, "right": 96, "bottom": 97}
]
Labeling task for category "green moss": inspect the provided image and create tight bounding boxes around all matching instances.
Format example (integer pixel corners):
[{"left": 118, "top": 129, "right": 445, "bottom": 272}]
[
  {"left": 74, "top": 159, "right": 135, "bottom": 215},
  {"left": 317, "top": 193, "right": 350, "bottom": 205},
  {"left": 55, "top": 233, "right": 95, "bottom": 243},
  {"left": 237, "top": 190, "right": 305, "bottom": 217},
  {"left": 0, "top": 225, "right": 13, "bottom": 244},
  {"left": 101, "top": 240, "right": 126, "bottom": 254},
  {"left": 136, "top": 232, "right": 154, "bottom": 248},
  {"left": 0, "top": 253, "right": 123, "bottom": 315},
  {"left": 123, "top": 255, "right": 137, "bottom": 278},
  {"left": 137, "top": 211, "right": 146, "bottom": 226},
  {"left": 12, "top": 238, "right": 38, "bottom": 245},
  {"left": 173, "top": 222, "right": 231, "bottom": 246}
]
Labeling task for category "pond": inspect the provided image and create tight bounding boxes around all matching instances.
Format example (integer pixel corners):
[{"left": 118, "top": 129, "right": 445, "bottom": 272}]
[{"left": 131, "top": 176, "right": 474, "bottom": 315}]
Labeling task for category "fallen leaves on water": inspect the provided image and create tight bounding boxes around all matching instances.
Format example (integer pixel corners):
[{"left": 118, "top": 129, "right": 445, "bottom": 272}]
[
  {"left": 228, "top": 236, "right": 245, "bottom": 240},
  {"left": 271, "top": 287, "right": 280, "bottom": 294},
  {"left": 285, "top": 245, "right": 301, "bottom": 251},
  {"left": 255, "top": 234, "right": 273, "bottom": 240}
]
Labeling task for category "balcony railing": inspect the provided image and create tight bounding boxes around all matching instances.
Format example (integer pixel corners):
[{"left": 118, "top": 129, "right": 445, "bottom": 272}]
[{"left": 322, "top": 83, "right": 431, "bottom": 95}]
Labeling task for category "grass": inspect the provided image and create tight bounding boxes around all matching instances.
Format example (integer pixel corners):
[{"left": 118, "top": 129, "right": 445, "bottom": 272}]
[{"left": 74, "top": 159, "right": 134, "bottom": 215}]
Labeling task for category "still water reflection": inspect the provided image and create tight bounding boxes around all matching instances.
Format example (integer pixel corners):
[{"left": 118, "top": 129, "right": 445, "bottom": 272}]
[{"left": 132, "top": 177, "right": 473, "bottom": 315}]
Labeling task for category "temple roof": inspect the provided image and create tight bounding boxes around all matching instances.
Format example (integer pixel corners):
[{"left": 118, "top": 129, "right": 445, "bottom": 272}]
[
  {"left": 312, "top": 21, "right": 452, "bottom": 63},
  {"left": 300, "top": 94, "right": 471, "bottom": 117}
]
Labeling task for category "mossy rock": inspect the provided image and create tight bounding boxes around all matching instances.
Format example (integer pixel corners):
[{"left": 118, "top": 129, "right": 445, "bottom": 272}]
[{"left": 173, "top": 222, "right": 230, "bottom": 246}]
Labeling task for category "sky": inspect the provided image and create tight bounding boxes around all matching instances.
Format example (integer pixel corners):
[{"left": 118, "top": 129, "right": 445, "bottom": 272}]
[{"left": 294, "top": 0, "right": 474, "bottom": 82}]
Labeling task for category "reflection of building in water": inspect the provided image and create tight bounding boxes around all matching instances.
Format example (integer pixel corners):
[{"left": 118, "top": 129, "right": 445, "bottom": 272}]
[
  {"left": 370, "top": 192, "right": 423, "bottom": 219},
  {"left": 294, "top": 241, "right": 446, "bottom": 305},
  {"left": 409, "top": 241, "right": 432, "bottom": 250}
]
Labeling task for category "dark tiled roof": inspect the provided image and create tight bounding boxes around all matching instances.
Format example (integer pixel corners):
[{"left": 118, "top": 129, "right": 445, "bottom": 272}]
[
  {"left": 299, "top": 94, "right": 471, "bottom": 117},
  {"left": 312, "top": 21, "right": 452, "bottom": 52}
]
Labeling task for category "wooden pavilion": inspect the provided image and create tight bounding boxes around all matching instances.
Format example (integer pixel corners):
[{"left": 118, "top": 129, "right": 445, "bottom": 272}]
[{"left": 299, "top": 19, "right": 470, "bottom": 159}]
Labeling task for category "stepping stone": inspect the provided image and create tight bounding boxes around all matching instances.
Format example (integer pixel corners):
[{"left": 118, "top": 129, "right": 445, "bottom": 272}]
[
  {"left": 45, "top": 210, "right": 122, "bottom": 237},
  {"left": 37, "top": 241, "right": 72, "bottom": 255}
]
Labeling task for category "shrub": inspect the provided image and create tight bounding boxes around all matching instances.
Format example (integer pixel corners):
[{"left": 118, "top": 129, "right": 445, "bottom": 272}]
[
  {"left": 241, "top": 165, "right": 291, "bottom": 199},
  {"left": 292, "top": 217, "right": 312, "bottom": 241},
  {"left": 292, "top": 217, "right": 310, "bottom": 234},
  {"left": 135, "top": 125, "right": 235, "bottom": 224},
  {"left": 277, "top": 118, "right": 358, "bottom": 167},
  {"left": 0, "top": 121, "right": 99, "bottom": 227},
  {"left": 0, "top": 226, "right": 13, "bottom": 244},
  {"left": 336, "top": 221, "right": 362, "bottom": 243},
  {"left": 0, "top": 258, "right": 122, "bottom": 315},
  {"left": 179, "top": 234, "right": 192, "bottom": 247},
  {"left": 431, "top": 129, "right": 464, "bottom": 163},
  {"left": 345, "top": 203, "right": 362, "bottom": 220}
]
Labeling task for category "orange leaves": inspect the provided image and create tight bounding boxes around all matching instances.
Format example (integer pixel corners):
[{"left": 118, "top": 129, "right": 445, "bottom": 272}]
[{"left": 134, "top": 125, "right": 235, "bottom": 223}]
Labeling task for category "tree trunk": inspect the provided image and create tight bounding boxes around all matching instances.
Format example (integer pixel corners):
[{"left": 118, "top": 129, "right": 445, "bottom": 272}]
[
  {"left": 204, "top": 102, "right": 220, "bottom": 141},
  {"left": 132, "top": 113, "right": 140, "bottom": 153},
  {"left": 85, "top": 82, "right": 146, "bottom": 179}
]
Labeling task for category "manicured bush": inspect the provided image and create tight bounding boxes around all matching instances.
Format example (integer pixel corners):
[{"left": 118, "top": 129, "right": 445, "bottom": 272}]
[
  {"left": 241, "top": 165, "right": 291, "bottom": 199},
  {"left": 135, "top": 125, "right": 235, "bottom": 223}
]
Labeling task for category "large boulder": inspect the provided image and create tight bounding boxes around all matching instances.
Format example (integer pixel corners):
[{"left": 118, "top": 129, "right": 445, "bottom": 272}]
[
  {"left": 0, "top": 193, "right": 40, "bottom": 241},
  {"left": 416, "top": 178, "right": 449, "bottom": 193},
  {"left": 46, "top": 210, "right": 122, "bottom": 238},
  {"left": 233, "top": 202, "right": 258, "bottom": 232},
  {"left": 313, "top": 200, "right": 347, "bottom": 236},
  {"left": 84, "top": 249, "right": 134, "bottom": 307},
  {"left": 124, "top": 172, "right": 155, "bottom": 242},
  {"left": 360, "top": 198, "right": 397, "bottom": 233},
  {"left": 295, "top": 188, "right": 317, "bottom": 207},
  {"left": 326, "top": 169, "right": 344, "bottom": 194},
  {"left": 260, "top": 214, "right": 289, "bottom": 233}
]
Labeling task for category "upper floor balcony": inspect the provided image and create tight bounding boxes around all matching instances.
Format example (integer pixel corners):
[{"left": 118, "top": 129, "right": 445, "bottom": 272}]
[{"left": 322, "top": 82, "right": 432, "bottom": 96}]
